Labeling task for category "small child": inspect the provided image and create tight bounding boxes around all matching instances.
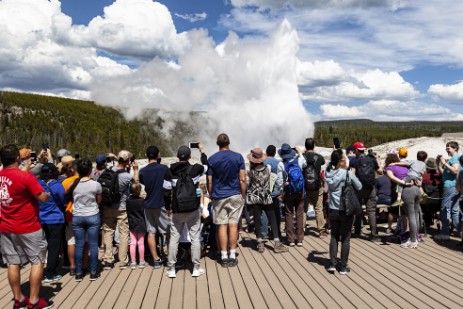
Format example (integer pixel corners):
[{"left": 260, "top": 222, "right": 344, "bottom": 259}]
[
  {"left": 391, "top": 151, "right": 428, "bottom": 206},
  {"left": 126, "top": 182, "right": 147, "bottom": 269}
]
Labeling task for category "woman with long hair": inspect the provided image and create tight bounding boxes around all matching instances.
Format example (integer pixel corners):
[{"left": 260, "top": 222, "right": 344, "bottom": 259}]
[
  {"left": 67, "top": 159, "right": 102, "bottom": 281},
  {"left": 325, "top": 149, "right": 362, "bottom": 275}
]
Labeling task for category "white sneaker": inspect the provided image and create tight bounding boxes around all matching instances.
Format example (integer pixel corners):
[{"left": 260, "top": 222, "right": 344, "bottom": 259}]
[
  {"left": 166, "top": 267, "right": 176, "bottom": 278},
  {"left": 400, "top": 240, "right": 418, "bottom": 249},
  {"left": 434, "top": 234, "right": 450, "bottom": 240},
  {"left": 192, "top": 268, "right": 205, "bottom": 277}
]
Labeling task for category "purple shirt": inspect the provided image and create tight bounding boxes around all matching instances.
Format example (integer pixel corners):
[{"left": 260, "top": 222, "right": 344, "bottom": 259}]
[{"left": 386, "top": 165, "right": 408, "bottom": 180}]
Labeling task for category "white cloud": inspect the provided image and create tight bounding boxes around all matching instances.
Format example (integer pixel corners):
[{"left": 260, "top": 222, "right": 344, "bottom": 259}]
[
  {"left": 428, "top": 81, "right": 463, "bottom": 102},
  {"left": 174, "top": 12, "right": 207, "bottom": 23},
  {"left": 223, "top": 1, "right": 463, "bottom": 71},
  {"left": 298, "top": 61, "right": 418, "bottom": 102},
  {"left": 64, "top": 0, "right": 190, "bottom": 59},
  {"left": 230, "top": 0, "right": 399, "bottom": 11},
  {"left": 319, "top": 100, "right": 463, "bottom": 121}
]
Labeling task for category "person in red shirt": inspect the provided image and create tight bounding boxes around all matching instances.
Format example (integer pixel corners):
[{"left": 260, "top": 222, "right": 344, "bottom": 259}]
[{"left": 0, "top": 144, "right": 52, "bottom": 309}]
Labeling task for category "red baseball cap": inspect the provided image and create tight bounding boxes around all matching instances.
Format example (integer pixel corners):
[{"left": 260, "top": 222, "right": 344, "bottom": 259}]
[{"left": 353, "top": 142, "right": 366, "bottom": 151}]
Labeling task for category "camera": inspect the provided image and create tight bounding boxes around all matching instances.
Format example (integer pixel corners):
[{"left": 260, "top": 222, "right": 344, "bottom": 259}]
[{"left": 30, "top": 151, "right": 37, "bottom": 162}]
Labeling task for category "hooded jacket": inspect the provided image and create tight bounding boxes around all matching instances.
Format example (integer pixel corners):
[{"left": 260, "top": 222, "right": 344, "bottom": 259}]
[{"left": 325, "top": 168, "right": 362, "bottom": 211}]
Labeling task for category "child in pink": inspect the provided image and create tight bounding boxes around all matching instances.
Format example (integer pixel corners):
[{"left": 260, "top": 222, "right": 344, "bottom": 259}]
[{"left": 126, "top": 183, "right": 147, "bottom": 269}]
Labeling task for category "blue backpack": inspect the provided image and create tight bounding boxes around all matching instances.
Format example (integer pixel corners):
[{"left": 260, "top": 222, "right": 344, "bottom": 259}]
[{"left": 284, "top": 159, "right": 304, "bottom": 194}]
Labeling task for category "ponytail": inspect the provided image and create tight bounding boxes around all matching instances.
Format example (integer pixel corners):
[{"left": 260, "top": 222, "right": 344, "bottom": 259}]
[{"left": 327, "top": 149, "right": 344, "bottom": 171}]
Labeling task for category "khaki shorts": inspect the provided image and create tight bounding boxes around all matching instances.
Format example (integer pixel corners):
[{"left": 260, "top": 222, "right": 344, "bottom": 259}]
[
  {"left": 212, "top": 194, "right": 244, "bottom": 225},
  {"left": 0, "top": 229, "right": 47, "bottom": 265}
]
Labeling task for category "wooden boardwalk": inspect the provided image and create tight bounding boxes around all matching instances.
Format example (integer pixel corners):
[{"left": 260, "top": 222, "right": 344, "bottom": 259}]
[{"left": 1, "top": 223, "right": 463, "bottom": 309}]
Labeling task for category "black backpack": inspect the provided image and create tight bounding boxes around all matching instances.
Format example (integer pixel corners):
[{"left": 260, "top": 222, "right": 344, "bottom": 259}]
[
  {"left": 341, "top": 172, "right": 362, "bottom": 216},
  {"left": 356, "top": 155, "right": 375, "bottom": 188},
  {"left": 304, "top": 154, "right": 320, "bottom": 191},
  {"left": 98, "top": 169, "right": 125, "bottom": 207},
  {"left": 173, "top": 166, "right": 199, "bottom": 213}
]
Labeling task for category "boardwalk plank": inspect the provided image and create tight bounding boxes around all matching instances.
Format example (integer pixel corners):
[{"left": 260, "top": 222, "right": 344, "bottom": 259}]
[
  {"left": 141, "top": 268, "right": 163, "bottom": 309},
  {"left": 204, "top": 254, "right": 225, "bottom": 309},
  {"left": 126, "top": 267, "right": 155, "bottom": 309},
  {"left": 169, "top": 267, "right": 185, "bottom": 309},
  {"left": 154, "top": 268, "right": 173, "bottom": 309},
  {"left": 85, "top": 269, "right": 121, "bottom": 309},
  {"left": 195, "top": 259, "right": 210, "bottom": 309},
  {"left": 71, "top": 271, "right": 110, "bottom": 309},
  {"left": 114, "top": 269, "right": 144, "bottom": 309},
  {"left": 237, "top": 237, "right": 283, "bottom": 309}
]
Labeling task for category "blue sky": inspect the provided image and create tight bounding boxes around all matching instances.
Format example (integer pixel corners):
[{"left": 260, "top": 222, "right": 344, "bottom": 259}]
[{"left": 1, "top": 0, "right": 463, "bottom": 124}]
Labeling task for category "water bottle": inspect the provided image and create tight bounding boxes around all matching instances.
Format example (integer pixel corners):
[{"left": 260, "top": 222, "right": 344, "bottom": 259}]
[{"left": 196, "top": 188, "right": 201, "bottom": 197}]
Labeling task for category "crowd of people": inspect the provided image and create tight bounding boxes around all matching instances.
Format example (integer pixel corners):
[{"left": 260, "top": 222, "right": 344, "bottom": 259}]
[{"left": 0, "top": 134, "right": 460, "bottom": 309}]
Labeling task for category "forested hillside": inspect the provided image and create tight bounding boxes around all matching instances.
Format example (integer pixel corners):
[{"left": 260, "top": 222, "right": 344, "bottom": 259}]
[
  {"left": 314, "top": 119, "right": 463, "bottom": 148},
  {"left": 1, "top": 91, "right": 462, "bottom": 158},
  {"left": 0, "top": 92, "right": 198, "bottom": 158}
]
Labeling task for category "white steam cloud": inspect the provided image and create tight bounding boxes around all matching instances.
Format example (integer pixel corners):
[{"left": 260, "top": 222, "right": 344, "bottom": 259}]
[{"left": 91, "top": 20, "right": 313, "bottom": 152}]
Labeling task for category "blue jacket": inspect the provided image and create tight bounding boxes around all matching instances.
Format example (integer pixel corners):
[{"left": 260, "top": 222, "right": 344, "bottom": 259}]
[{"left": 39, "top": 179, "right": 66, "bottom": 224}]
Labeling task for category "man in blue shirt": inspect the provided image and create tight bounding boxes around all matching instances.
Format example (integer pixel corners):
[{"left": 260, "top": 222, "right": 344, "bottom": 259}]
[
  {"left": 207, "top": 134, "right": 246, "bottom": 268},
  {"left": 435, "top": 141, "right": 461, "bottom": 240},
  {"left": 139, "top": 146, "right": 170, "bottom": 268}
]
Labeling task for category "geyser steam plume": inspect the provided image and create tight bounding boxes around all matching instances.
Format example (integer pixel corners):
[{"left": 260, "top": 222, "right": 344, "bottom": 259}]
[{"left": 91, "top": 20, "right": 313, "bottom": 152}]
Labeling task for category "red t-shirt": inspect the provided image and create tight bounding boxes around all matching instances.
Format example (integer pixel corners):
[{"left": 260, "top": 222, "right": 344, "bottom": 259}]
[{"left": 0, "top": 168, "right": 44, "bottom": 234}]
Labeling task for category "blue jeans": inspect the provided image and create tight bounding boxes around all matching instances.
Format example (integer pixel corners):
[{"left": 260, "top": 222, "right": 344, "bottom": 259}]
[
  {"left": 72, "top": 214, "right": 101, "bottom": 274},
  {"left": 441, "top": 186, "right": 461, "bottom": 235}
]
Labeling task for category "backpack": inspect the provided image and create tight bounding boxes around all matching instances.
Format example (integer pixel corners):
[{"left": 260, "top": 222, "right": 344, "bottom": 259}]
[
  {"left": 173, "top": 166, "right": 199, "bottom": 213},
  {"left": 98, "top": 169, "right": 125, "bottom": 207},
  {"left": 284, "top": 158, "right": 304, "bottom": 194},
  {"left": 304, "top": 154, "right": 320, "bottom": 191},
  {"left": 246, "top": 167, "right": 273, "bottom": 205},
  {"left": 356, "top": 155, "right": 375, "bottom": 188}
]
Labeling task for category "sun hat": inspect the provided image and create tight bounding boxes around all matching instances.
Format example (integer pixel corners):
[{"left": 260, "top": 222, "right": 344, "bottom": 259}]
[
  {"left": 425, "top": 158, "right": 437, "bottom": 170},
  {"left": 278, "top": 143, "right": 296, "bottom": 160},
  {"left": 353, "top": 142, "right": 366, "bottom": 151},
  {"left": 61, "top": 155, "right": 74, "bottom": 165},
  {"left": 247, "top": 148, "right": 267, "bottom": 164}
]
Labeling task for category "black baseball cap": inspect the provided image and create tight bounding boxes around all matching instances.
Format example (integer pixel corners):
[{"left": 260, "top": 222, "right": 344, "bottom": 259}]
[{"left": 177, "top": 145, "right": 191, "bottom": 161}]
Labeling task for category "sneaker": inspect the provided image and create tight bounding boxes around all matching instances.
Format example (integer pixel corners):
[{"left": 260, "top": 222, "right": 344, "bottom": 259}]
[
  {"left": 339, "top": 266, "right": 350, "bottom": 275},
  {"left": 228, "top": 258, "right": 238, "bottom": 267},
  {"left": 273, "top": 242, "right": 289, "bottom": 253},
  {"left": 138, "top": 261, "right": 147, "bottom": 269},
  {"left": 42, "top": 276, "right": 54, "bottom": 283},
  {"left": 119, "top": 262, "right": 130, "bottom": 270},
  {"left": 401, "top": 239, "right": 418, "bottom": 249},
  {"left": 52, "top": 275, "right": 62, "bottom": 282},
  {"left": 13, "top": 296, "right": 29, "bottom": 309},
  {"left": 27, "top": 298, "right": 53, "bottom": 309},
  {"left": 89, "top": 273, "right": 100, "bottom": 281},
  {"left": 390, "top": 199, "right": 403, "bottom": 207},
  {"left": 326, "top": 263, "right": 336, "bottom": 273},
  {"left": 153, "top": 258, "right": 163, "bottom": 269},
  {"left": 296, "top": 242, "right": 303, "bottom": 247},
  {"left": 69, "top": 268, "right": 76, "bottom": 276},
  {"left": 257, "top": 242, "right": 265, "bottom": 253},
  {"left": 288, "top": 242, "right": 295, "bottom": 247},
  {"left": 103, "top": 262, "right": 114, "bottom": 270},
  {"left": 319, "top": 231, "right": 328, "bottom": 238},
  {"left": 434, "top": 234, "right": 450, "bottom": 241},
  {"left": 166, "top": 267, "right": 176, "bottom": 278},
  {"left": 75, "top": 273, "right": 83, "bottom": 282},
  {"left": 192, "top": 267, "right": 205, "bottom": 277},
  {"left": 219, "top": 258, "right": 229, "bottom": 268},
  {"left": 130, "top": 262, "right": 137, "bottom": 270},
  {"left": 385, "top": 228, "right": 393, "bottom": 235},
  {"left": 369, "top": 235, "right": 381, "bottom": 242}
]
